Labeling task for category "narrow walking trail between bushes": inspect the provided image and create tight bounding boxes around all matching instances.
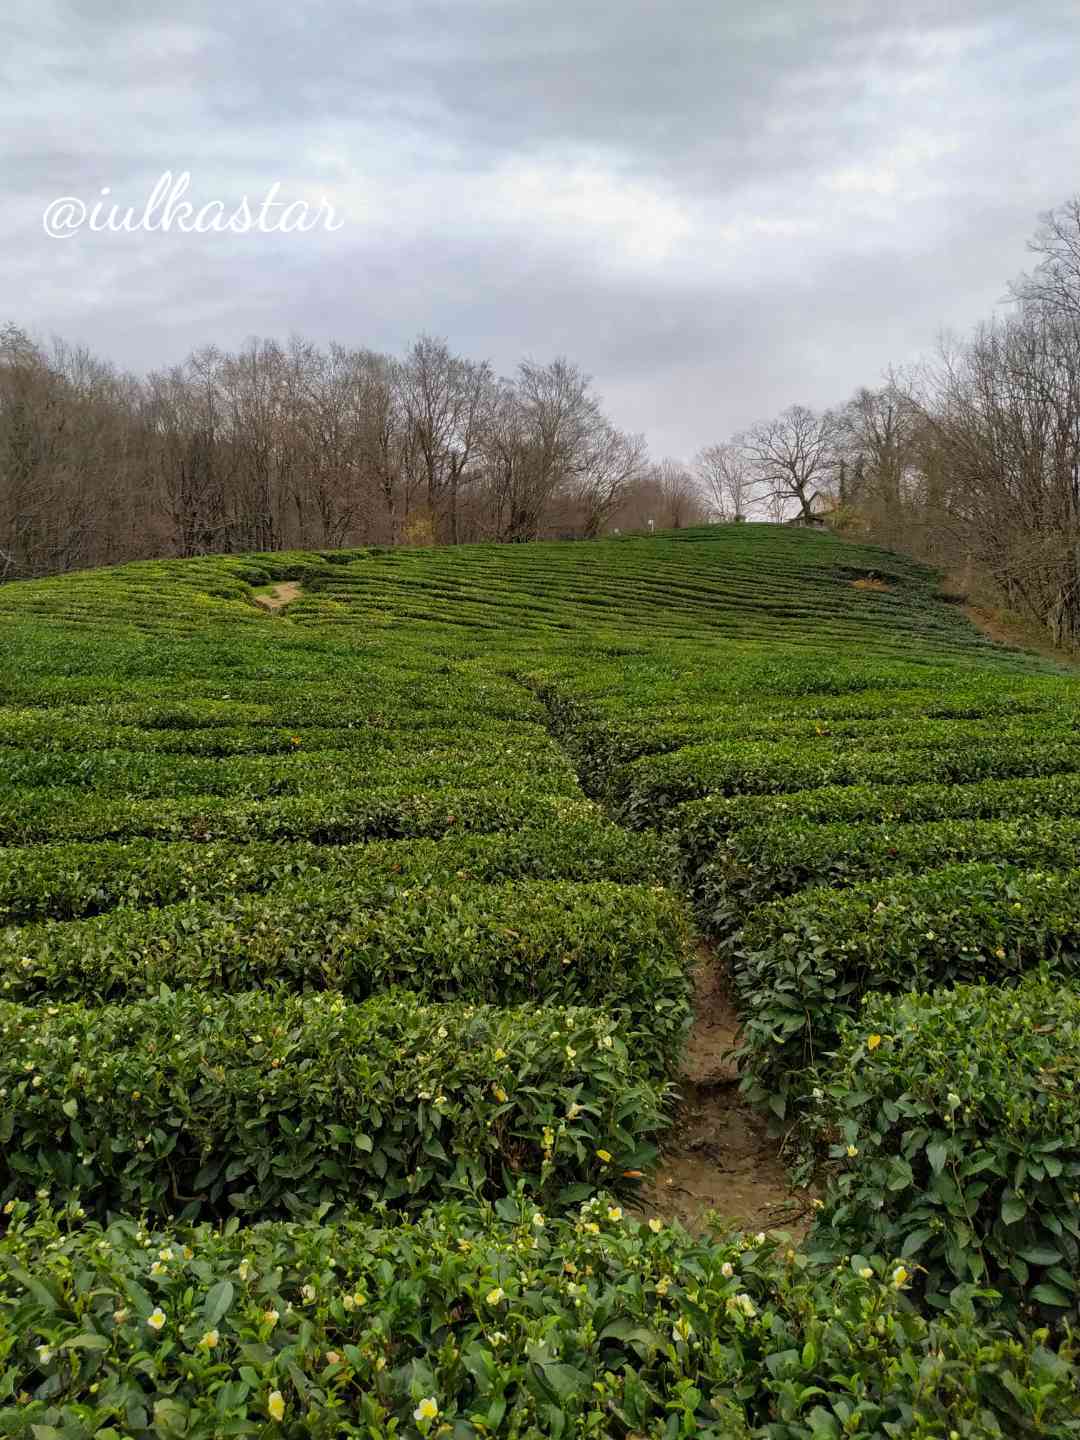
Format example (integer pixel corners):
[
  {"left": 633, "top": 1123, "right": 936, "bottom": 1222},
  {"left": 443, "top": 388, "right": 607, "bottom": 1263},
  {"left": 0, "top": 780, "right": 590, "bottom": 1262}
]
[
  {"left": 522, "top": 678, "right": 808, "bottom": 1237},
  {"left": 639, "top": 945, "right": 809, "bottom": 1237}
]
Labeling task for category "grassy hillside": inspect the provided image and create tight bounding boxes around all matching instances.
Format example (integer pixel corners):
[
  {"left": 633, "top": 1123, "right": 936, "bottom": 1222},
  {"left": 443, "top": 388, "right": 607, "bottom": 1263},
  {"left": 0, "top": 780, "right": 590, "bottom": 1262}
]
[{"left": 1, "top": 523, "right": 1079, "bottom": 1436}]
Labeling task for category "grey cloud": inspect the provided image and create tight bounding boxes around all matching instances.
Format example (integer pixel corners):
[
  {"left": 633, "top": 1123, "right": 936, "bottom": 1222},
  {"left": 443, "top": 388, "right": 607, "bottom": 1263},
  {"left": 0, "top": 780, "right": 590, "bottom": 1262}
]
[{"left": 3, "top": 0, "right": 1079, "bottom": 457}]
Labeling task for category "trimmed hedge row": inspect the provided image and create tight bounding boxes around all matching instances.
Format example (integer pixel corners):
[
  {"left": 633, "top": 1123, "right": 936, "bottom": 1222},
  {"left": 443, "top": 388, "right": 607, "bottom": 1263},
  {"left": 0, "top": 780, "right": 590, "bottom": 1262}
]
[
  {"left": 0, "top": 839, "right": 323, "bottom": 925},
  {"left": 0, "top": 718, "right": 556, "bottom": 757},
  {"left": 813, "top": 978, "right": 1080, "bottom": 1318},
  {"left": 0, "top": 879, "right": 694, "bottom": 1069},
  {"left": 0, "top": 715, "right": 396, "bottom": 756},
  {"left": 524, "top": 680, "right": 1072, "bottom": 800},
  {"left": 734, "top": 864, "right": 1080, "bottom": 1120},
  {"left": 565, "top": 714, "right": 1080, "bottom": 795},
  {"left": 693, "top": 815, "right": 1080, "bottom": 937},
  {"left": 3, "top": 1201, "right": 1077, "bottom": 1440},
  {"left": 0, "top": 692, "right": 546, "bottom": 733},
  {"left": 0, "top": 786, "right": 591, "bottom": 846},
  {"left": 0, "top": 989, "right": 665, "bottom": 1220},
  {"left": 0, "top": 823, "right": 670, "bottom": 924},
  {"left": 0, "top": 742, "right": 577, "bottom": 799},
  {"left": 615, "top": 736, "right": 1080, "bottom": 827},
  {"left": 675, "top": 772, "right": 1080, "bottom": 854}
]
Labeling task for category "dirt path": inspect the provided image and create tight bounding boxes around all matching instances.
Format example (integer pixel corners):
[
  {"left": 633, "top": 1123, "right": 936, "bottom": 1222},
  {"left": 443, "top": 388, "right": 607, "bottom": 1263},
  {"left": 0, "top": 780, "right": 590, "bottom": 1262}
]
[
  {"left": 254, "top": 581, "right": 302, "bottom": 612},
  {"left": 639, "top": 948, "right": 811, "bottom": 1238},
  {"left": 962, "top": 601, "right": 1079, "bottom": 666},
  {"left": 522, "top": 677, "right": 808, "bottom": 1237}
]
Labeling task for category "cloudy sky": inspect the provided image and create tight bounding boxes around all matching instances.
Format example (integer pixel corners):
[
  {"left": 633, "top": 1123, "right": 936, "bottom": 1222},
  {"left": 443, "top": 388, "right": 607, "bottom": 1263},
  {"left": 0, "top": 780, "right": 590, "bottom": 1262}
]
[{"left": 5, "top": 1, "right": 1079, "bottom": 457}]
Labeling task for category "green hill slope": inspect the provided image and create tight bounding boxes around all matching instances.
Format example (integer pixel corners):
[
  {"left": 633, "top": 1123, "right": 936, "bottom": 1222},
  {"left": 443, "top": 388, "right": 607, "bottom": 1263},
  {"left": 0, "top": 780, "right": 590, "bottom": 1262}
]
[{"left": 1, "top": 524, "right": 1078, "bottom": 1436}]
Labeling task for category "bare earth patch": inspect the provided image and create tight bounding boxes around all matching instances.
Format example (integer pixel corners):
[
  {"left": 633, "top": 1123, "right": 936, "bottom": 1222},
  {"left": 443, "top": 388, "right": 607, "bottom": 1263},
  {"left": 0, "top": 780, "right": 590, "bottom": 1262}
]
[
  {"left": 963, "top": 604, "right": 1022, "bottom": 648},
  {"left": 851, "top": 576, "right": 892, "bottom": 592},
  {"left": 638, "top": 948, "right": 810, "bottom": 1238},
  {"left": 254, "top": 581, "right": 303, "bottom": 611},
  {"left": 963, "top": 599, "right": 1079, "bottom": 666}
]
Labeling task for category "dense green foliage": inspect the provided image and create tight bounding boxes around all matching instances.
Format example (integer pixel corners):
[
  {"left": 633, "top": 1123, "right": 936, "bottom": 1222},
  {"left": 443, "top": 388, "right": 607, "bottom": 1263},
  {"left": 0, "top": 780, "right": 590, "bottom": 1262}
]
[
  {"left": 0, "top": 826, "right": 668, "bottom": 925},
  {"left": 0, "top": 878, "right": 692, "bottom": 1070},
  {"left": 3, "top": 1199, "right": 1078, "bottom": 1440},
  {"left": 813, "top": 978, "right": 1080, "bottom": 1317},
  {"left": 732, "top": 864, "right": 1080, "bottom": 1118},
  {"left": 3, "top": 523, "right": 1080, "bottom": 1429},
  {"left": 0, "top": 989, "right": 665, "bottom": 1219},
  {"left": 674, "top": 772, "right": 1080, "bottom": 851},
  {"left": 692, "top": 815, "right": 1080, "bottom": 938},
  {"left": 613, "top": 734, "right": 1080, "bottom": 828}
]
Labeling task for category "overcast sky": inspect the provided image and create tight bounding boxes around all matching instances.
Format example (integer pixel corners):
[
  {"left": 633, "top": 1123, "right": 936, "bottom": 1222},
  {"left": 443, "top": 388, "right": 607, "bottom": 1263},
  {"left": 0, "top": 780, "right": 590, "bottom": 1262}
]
[{"left": 5, "top": 1, "right": 1079, "bottom": 458}]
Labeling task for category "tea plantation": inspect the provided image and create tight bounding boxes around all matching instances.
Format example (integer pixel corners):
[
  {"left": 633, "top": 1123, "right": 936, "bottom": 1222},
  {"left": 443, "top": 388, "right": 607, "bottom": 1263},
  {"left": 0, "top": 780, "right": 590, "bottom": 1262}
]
[{"left": 1, "top": 524, "right": 1079, "bottom": 1437}]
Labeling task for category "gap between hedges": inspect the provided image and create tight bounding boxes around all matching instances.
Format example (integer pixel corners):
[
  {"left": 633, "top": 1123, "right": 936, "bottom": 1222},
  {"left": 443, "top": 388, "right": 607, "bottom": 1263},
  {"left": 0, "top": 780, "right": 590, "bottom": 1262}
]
[{"left": 515, "top": 673, "right": 808, "bottom": 1235}]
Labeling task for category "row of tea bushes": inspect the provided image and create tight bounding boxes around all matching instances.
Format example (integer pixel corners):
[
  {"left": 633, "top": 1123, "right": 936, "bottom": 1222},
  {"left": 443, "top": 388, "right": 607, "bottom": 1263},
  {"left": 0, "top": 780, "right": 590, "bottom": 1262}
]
[
  {"left": 0, "top": 821, "right": 669, "bottom": 923},
  {"left": 4, "top": 523, "right": 1078, "bottom": 1388},
  {"left": 0, "top": 741, "right": 577, "bottom": 799},
  {"left": 0, "top": 716, "right": 564, "bottom": 757},
  {"left": 558, "top": 709, "right": 1080, "bottom": 801},
  {"left": 2, "top": 1198, "right": 1077, "bottom": 1439},
  {"left": 521, "top": 617, "right": 1080, "bottom": 1322},
  {"left": 613, "top": 735, "right": 1080, "bottom": 826},
  {"left": 0, "top": 990, "right": 665, "bottom": 1220},
  {"left": 734, "top": 863, "right": 1080, "bottom": 1119},
  {"left": 691, "top": 815, "right": 1080, "bottom": 938},
  {"left": 812, "top": 976, "right": 1080, "bottom": 1319},
  {"left": 0, "top": 878, "right": 694, "bottom": 1071},
  {"left": 674, "top": 771, "right": 1080, "bottom": 854},
  {"left": 0, "top": 786, "right": 595, "bottom": 846}
]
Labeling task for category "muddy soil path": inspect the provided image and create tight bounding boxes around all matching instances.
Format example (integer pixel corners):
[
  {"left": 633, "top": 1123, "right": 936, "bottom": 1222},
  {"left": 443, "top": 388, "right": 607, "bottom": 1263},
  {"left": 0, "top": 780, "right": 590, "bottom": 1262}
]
[
  {"left": 254, "top": 581, "right": 303, "bottom": 612},
  {"left": 639, "top": 946, "right": 811, "bottom": 1238}
]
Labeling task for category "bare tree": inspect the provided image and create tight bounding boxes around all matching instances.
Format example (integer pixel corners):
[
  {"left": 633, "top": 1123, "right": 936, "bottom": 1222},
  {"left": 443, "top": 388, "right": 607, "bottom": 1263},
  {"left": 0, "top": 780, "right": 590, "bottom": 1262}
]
[
  {"left": 656, "top": 459, "right": 704, "bottom": 528},
  {"left": 1011, "top": 197, "right": 1080, "bottom": 319},
  {"left": 0, "top": 324, "right": 142, "bottom": 576},
  {"left": 484, "top": 359, "right": 595, "bottom": 541},
  {"left": 0, "top": 323, "right": 658, "bottom": 571},
  {"left": 146, "top": 348, "right": 233, "bottom": 557},
  {"left": 736, "top": 404, "right": 841, "bottom": 521},
  {"left": 694, "top": 442, "right": 752, "bottom": 521},
  {"left": 833, "top": 382, "right": 918, "bottom": 542},
  {"left": 573, "top": 424, "right": 649, "bottom": 538},
  {"left": 397, "top": 335, "right": 493, "bottom": 544},
  {"left": 914, "top": 311, "right": 1080, "bottom": 644}
]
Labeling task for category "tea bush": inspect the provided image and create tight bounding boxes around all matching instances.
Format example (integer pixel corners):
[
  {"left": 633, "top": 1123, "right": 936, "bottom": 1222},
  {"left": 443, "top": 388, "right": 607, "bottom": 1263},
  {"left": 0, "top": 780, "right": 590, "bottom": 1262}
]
[
  {"left": 693, "top": 815, "right": 1080, "bottom": 938},
  {"left": 615, "top": 736, "right": 1080, "bottom": 828},
  {"left": 2, "top": 1199, "right": 1077, "bottom": 1440},
  {"left": 4, "top": 524, "right": 1080, "bottom": 1424},
  {"left": 0, "top": 879, "right": 694, "bottom": 1069},
  {"left": 0, "top": 989, "right": 665, "bottom": 1219},
  {"left": 0, "top": 741, "right": 577, "bottom": 799},
  {"left": 812, "top": 977, "right": 1080, "bottom": 1318},
  {"left": 0, "top": 785, "right": 590, "bottom": 846},
  {"left": 734, "top": 864, "right": 1080, "bottom": 1119},
  {"left": 0, "top": 822, "right": 669, "bottom": 924},
  {"left": 551, "top": 710, "right": 1080, "bottom": 805},
  {"left": 675, "top": 772, "right": 1080, "bottom": 855}
]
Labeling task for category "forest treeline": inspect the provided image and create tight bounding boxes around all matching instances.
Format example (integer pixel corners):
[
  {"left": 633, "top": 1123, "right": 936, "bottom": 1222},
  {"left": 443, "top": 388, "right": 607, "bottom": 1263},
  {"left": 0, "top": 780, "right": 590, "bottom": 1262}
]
[
  {"left": 0, "top": 327, "right": 711, "bottom": 579},
  {"left": 6, "top": 197, "right": 1080, "bottom": 649}
]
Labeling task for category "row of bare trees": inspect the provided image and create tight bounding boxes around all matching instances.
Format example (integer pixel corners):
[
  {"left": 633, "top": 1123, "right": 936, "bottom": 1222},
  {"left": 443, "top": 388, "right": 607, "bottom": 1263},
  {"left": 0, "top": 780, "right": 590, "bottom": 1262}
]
[
  {"left": 691, "top": 198, "right": 1080, "bottom": 649},
  {"left": 0, "top": 326, "right": 715, "bottom": 580}
]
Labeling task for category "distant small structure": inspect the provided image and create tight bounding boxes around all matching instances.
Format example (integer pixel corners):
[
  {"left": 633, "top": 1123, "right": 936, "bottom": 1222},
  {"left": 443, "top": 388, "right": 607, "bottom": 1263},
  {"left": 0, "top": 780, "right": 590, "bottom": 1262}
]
[{"left": 785, "top": 500, "right": 841, "bottom": 531}]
